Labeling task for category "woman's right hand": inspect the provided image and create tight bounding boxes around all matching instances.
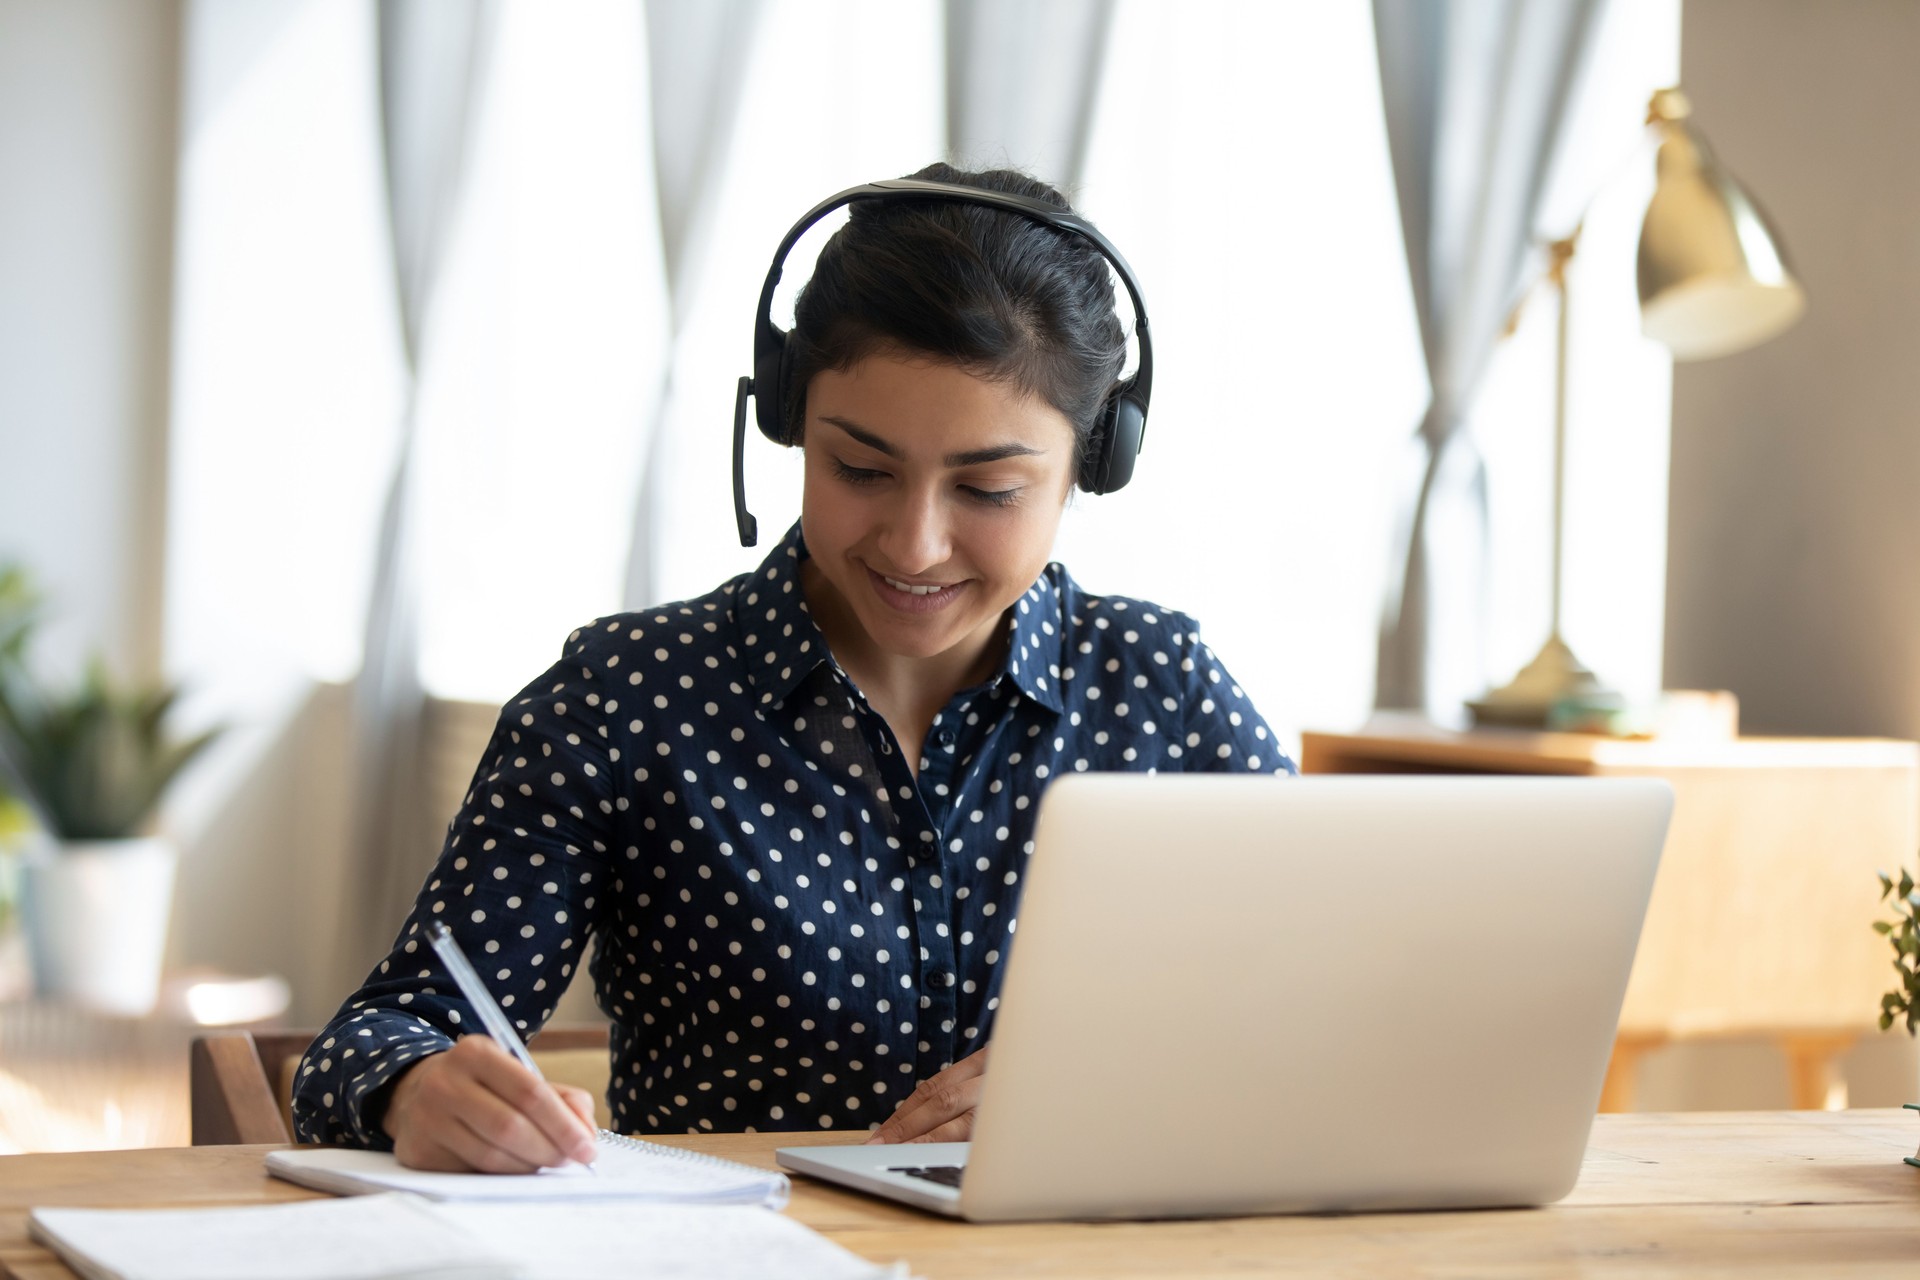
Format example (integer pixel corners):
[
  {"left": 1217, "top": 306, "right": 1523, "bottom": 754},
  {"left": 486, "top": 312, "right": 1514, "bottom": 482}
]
[{"left": 380, "top": 1034, "right": 599, "bottom": 1172}]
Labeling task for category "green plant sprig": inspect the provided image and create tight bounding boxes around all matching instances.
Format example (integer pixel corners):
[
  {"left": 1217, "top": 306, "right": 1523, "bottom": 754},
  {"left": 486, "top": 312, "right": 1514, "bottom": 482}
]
[
  {"left": 1875, "top": 867, "right": 1920, "bottom": 1034},
  {"left": 0, "top": 564, "right": 41, "bottom": 840}
]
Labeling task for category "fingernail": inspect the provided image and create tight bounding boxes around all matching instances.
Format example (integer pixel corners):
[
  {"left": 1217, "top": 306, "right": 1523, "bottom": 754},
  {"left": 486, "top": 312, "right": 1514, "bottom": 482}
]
[{"left": 862, "top": 1134, "right": 884, "bottom": 1146}]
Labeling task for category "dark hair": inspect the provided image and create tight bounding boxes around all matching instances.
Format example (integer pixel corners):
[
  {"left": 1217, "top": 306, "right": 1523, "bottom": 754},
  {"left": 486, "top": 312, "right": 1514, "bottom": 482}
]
[{"left": 783, "top": 163, "right": 1129, "bottom": 476}]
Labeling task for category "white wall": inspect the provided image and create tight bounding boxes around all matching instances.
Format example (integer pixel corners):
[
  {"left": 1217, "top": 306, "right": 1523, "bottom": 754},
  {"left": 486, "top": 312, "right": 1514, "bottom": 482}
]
[
  {"left": 0, "top": 0, "right": 365, "bottom": 1024},
  {"left": 1656, "top": 0, "right": 1920, "bottom": 1105},
  {"left": 165, "top": 681, "right": 359, "bottom": 1023},
  {"left": 1665, "top": 0, "right": 1920, "bottom": 737},
  {"left": 0, "top": 0, "right": 181, "bottom": 683}
]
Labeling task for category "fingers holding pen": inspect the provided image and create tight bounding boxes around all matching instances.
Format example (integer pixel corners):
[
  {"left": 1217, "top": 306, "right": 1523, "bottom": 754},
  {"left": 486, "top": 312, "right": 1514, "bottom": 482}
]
[
  {"left": 555, "top": 1082, "right": 599, "bottom": 1132},
  {"left": 459, "top": 1044, "right": 600, "bottom": 1170},
  {"left": 385, "top": 1035, "right": 599, "bottom": 1172}
]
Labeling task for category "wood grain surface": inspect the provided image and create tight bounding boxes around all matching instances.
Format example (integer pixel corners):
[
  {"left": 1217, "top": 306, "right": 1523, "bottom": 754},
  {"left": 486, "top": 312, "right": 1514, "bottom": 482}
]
[{"left": 3, "top": 1111, "right": 1917, "bottom": 1278}]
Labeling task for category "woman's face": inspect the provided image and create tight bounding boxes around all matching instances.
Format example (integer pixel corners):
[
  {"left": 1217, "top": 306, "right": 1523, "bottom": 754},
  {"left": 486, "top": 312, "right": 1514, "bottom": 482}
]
[{"left": 798, "top": 349, "right": 1078, "bottom": 676}]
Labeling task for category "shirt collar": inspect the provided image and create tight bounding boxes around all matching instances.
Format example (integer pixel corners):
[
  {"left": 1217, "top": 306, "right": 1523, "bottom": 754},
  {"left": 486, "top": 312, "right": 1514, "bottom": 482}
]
[
  {"left": 1000, "top": 570, "right": 1067, "bottom": 714},
  {"left": 737, "top": 523, "right": 830, "bottom": 710},
  {"left": 737, "top": 522, "right": 1067, "bottom": 716}
]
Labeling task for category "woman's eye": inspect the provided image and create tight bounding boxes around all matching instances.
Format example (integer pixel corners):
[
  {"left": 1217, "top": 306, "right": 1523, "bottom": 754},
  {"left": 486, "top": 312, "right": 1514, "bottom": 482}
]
[
  {"left": 963, "top": 485, "right": 1021, "bottom": 508},
  {"left": 832, "top": 459, "right": 885, "bottom": 485}
]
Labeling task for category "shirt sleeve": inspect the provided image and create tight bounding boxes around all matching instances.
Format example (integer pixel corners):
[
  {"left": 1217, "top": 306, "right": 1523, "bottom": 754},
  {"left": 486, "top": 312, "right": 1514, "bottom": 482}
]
[
  {"left": 291, "top": 623, "right": 621, "bottom": 1148},
  {"left": 1172, "top": 617, "right": 1298, "bottom": 775}
]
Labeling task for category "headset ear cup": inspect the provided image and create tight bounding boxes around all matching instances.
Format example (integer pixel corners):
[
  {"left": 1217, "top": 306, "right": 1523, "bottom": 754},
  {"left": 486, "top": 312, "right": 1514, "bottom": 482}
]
[
  {"left": 754, "top": 328, "right": 790, "bottom": 445},
  {"left": 1086, "top": 395, "right": 1145, "bottom": 493},
  {"left": 777, "top": 333, "right": 800, "bottom": 445}
]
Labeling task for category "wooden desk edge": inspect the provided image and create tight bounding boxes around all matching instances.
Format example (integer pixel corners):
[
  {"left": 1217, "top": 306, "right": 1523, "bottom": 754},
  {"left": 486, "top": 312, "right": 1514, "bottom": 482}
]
[
  {"left": 3, "top": 1111, "right": 1915, "bottom": 1208},
  {"left": 5, "top": 1114, "right": 1919, "bottom": 1280}
]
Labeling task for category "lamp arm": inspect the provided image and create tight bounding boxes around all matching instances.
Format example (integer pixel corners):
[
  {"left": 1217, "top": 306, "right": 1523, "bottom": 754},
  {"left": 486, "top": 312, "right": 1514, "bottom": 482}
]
[
  {"left": 1502, "top": 104, "right": 1670, "bottom": 336},
  {"left": 1503, "top": 225, "right": 1583, "bottom": 338},
  {"left": 1549, "top": 245, "right": 1571, "bottom": 641}
]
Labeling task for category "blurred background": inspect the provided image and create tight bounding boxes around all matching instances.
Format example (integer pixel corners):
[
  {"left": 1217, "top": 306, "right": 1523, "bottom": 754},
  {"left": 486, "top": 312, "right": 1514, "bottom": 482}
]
[{"left": 2, "top": 0, "right": 1918, "bottom": 1147}]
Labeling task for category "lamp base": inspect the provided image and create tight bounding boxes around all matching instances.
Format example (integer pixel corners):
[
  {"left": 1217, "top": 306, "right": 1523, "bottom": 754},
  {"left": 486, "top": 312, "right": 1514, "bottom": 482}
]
[{"left": 1467, "top": 632, "right": 1619, "bottom": 729}]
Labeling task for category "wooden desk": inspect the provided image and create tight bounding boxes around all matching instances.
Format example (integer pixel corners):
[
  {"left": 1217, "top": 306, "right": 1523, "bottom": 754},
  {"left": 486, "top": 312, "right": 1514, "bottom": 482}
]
[
  {"left": 1302, "top": 718, "right": 1920, "bottom": 1110},
  {"left": 3, "top": 1113, "right": 1918, "bottom": 1278}
]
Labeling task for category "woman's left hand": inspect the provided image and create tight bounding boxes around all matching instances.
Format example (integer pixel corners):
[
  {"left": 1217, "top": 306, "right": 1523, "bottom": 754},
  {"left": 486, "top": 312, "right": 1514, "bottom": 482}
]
[{"left": 865, "top": 1045, "right": 989, "bottom": 1144}]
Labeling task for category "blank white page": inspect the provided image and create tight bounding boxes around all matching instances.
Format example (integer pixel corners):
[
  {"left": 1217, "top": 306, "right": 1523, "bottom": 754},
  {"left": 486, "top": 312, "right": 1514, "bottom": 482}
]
[
  {"left": 427, "top": 1202, "right": 905, "bottom": 1280},
  {"left": 29, "top": 1194, "right": 514, "bottom": 1280}
]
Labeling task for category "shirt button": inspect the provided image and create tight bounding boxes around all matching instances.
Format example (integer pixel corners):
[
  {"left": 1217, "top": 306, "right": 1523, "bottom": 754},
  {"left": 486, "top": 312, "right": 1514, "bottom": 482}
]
[{"left": 936, "top": 729, "right": 956, "bottom": 749}]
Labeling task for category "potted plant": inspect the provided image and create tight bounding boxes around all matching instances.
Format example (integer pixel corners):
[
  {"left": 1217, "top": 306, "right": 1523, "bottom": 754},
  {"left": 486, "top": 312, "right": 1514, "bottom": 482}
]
[
  {"left": 0, "top": 566, "right": 220, "bottom": 1014},
  {"left": 1876, "top": 867, "right": 1920, "bottom": 1035}
]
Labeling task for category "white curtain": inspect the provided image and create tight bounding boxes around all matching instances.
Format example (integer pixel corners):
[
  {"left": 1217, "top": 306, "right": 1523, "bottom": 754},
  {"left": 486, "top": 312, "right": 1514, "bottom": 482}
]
[
  {"left": 1053, "top": 0, "right": 1423, "bottom": 740},
  {"left": 622, "top": 0, "right": 767, "bottom": 610},
  {"left": 945, "top": 0, "right": 1115, "bottom": 189},
  {"left": 1372, "top": 0, "right": 1606, "bottom": 717},
  {"left": 634, "top": 1, "right": 944, "bottom": 606},
  {"left": 349, "top": 0, "right": 498, "bottom": 965}
]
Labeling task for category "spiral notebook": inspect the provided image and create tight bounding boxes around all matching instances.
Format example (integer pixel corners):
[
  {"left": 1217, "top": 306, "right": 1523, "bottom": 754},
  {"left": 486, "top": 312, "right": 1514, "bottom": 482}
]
[{"left": 266, "top": 1131, "right": 789, "bottom": 1207}]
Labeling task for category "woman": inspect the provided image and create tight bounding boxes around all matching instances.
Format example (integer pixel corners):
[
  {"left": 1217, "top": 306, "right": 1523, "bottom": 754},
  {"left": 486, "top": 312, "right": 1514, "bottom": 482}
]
[{"left": 294, "top": 163, "right": 1294, "bottom": 1172}]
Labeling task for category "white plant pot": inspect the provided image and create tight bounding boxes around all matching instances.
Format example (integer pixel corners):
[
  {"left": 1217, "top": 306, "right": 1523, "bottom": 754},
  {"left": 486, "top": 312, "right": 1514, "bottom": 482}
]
[{"left": 19, "top": 836, "right": 177, "bottom": 1015}]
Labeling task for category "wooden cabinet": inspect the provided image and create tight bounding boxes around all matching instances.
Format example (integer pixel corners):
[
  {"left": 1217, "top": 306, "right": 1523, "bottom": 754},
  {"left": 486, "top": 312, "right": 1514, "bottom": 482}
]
[{"left": 1301, "top": 716, "right": 1920, "bottom": 1109}]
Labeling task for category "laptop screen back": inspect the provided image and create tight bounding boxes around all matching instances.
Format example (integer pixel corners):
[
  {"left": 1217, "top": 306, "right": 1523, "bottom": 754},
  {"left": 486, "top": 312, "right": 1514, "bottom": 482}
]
[{"left": 960, "top": 774, "right": 1672, "bottom": 1221}]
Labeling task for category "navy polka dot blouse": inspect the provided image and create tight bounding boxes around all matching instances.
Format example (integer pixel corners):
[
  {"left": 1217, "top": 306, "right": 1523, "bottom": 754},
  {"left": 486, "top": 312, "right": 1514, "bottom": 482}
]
[{"left": 294, "top": 522, "right": 1295, "bottom": 1144}]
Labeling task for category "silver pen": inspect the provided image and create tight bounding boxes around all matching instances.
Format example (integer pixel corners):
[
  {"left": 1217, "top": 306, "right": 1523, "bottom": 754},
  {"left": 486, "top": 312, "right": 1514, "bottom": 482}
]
[{"left": 426, "top": 920, "right": 598, "bottom": 1174}]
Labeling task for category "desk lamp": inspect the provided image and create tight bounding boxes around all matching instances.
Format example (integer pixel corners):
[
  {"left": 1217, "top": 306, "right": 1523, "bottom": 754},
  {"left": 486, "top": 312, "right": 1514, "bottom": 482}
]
[{"left": 1468, "top": 88, "right": 1805, "bottom": 728}]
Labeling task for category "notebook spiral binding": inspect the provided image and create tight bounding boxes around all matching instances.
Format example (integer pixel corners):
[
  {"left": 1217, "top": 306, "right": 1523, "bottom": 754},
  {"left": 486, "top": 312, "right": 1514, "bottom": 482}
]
[{"left": 595, "top": 1128, "right": 781, "bottom": 1180}]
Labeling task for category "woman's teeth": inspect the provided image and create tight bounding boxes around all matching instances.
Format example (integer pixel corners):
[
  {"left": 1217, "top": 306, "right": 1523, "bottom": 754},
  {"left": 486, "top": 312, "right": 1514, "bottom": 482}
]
[{"left": 883, "top": 576, "right": 946, "bottom": 596}]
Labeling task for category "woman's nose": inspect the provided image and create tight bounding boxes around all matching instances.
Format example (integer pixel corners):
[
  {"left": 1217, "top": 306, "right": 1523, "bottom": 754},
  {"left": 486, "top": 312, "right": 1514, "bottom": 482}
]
[{"left": 878, "top": 487, "right": 951, "bottom": 574}]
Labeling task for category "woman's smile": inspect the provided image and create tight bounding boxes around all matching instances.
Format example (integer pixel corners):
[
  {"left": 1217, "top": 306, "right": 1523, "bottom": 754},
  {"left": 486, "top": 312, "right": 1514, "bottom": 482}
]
[{"left": 867, "top": 566, "right": 968, "bottom": 613}]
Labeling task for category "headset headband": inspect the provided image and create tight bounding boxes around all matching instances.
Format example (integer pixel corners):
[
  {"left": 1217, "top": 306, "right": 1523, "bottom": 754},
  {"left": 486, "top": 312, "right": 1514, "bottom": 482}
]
[{"left": 731, "top": 178, "right": 1153, "bottom": 546}]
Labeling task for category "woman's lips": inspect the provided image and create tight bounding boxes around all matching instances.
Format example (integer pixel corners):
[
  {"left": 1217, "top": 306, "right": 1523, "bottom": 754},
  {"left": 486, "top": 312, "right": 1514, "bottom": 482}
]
[{"left": 867, "top": 566, "right": 966, "bottom": 614}]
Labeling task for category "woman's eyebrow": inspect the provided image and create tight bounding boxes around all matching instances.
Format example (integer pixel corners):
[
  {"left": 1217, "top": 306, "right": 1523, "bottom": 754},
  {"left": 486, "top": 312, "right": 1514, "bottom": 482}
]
[
  {"left": 821, "top": 416, "right": 1045, "bottom": 467},
  {"left": 945, "top": 442, "right": 1045, "bottom": 467},
  {"left": 822, "top": 416, "right": 899, "bottom": 456}
]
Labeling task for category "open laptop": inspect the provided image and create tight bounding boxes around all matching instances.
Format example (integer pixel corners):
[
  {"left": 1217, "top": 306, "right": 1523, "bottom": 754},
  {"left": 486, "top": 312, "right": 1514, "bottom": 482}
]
[{"left": 777, "top": 773, "right": 1671, "bottom": 1221}]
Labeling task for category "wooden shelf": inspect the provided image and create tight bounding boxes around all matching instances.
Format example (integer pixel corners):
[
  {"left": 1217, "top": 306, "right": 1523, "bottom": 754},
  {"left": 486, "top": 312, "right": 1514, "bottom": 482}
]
[{"left": 1301, "top": 716, "right": 1920, "bottom": 1110}]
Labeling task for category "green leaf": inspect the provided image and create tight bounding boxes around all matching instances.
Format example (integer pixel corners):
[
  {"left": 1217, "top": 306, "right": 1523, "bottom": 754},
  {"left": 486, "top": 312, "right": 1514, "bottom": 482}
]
[
  {"left": 1875, "top": 920, "right": 1895, "bottom": 935},
  {"left": 1881, "top": 1011, "right": 1895, "bottom": 1030},
  {"left": 1903, "top": 870, "right": 1916, "bottom": 899}
]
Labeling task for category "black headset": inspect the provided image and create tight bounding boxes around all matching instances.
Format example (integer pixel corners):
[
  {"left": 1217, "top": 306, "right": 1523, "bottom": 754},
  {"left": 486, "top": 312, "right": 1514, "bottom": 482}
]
[{"left": 730, "top": 178, "right": 1153, "bottom": 547}]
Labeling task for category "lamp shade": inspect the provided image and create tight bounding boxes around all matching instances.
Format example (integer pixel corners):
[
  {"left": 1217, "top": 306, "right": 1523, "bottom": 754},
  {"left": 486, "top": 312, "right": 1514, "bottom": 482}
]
[{"left": 1637, "top": 109, "right": 1805, "bottom": 361}]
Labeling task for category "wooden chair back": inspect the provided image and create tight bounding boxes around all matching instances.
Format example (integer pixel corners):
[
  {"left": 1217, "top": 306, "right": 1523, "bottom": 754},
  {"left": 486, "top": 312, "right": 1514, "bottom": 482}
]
[{"left": 189, "top": 1026, "right": 612, "bottom": 1145}]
